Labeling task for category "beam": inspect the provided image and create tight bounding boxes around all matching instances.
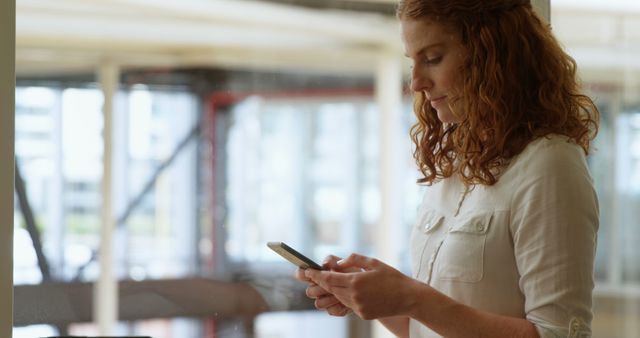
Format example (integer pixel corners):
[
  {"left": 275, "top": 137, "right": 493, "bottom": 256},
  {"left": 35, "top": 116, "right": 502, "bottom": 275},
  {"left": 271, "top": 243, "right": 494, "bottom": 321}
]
[
  {"left": 14, "top": 163, "right": 52, "bottom": 281},
  {"left": 15, "top": 279, "right": 262, "bottom": 326},
  {"left": 17, "top": 11, "right": 343, "bottom": 50},
  {"left": 93, "top": 0, "right": 398, "bottom": 44},
  {"left": 17, "top": 0, "right": 398, "bottom": 48},
  {"left": 15, "top": 0, "right": 401, "bottom": 77},
  {"left": 117, "top": 124, "right": 201, "bottom": 226},
  {"left": 15, "top": 45, "right": 382, "bottom": 77},
  {"left": 179, "top": 47, "right": 380, "bottom": 75},
  {"left": 14, "top": 277, "right": 306, "bottom": 326},
  {"left": 0, "top": 0, "right": 16, "bottom": 337}
]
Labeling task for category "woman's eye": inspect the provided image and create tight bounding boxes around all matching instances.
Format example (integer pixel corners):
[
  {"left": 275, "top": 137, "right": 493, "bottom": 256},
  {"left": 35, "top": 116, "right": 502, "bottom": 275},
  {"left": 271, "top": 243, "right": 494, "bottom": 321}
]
[{"left": 425, "top": 56, "right": 443, "bottom": 65}]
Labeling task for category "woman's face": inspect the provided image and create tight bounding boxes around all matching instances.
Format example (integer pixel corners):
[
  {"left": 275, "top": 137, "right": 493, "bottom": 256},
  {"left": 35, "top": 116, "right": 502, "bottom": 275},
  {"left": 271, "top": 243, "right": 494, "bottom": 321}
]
[{"left": 401, "top": 18, "right": 465, "bottom": 124}]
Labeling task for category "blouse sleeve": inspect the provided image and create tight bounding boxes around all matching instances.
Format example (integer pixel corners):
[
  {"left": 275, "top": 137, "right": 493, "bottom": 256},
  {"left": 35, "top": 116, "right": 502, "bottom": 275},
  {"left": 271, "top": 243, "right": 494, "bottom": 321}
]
[{"left": 509, "top": 140, "right": 599, "bottom": 338}]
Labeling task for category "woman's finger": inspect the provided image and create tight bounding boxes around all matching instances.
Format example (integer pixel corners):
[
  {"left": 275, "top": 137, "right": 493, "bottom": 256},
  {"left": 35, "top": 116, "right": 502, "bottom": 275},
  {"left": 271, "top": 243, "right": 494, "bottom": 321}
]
[
  {"left": 337, "top": 253, "right": 377, "bottom": 271},
  {"left": 321, "top": 255, "right": 343, "bottom": 270},
  {"left": 306, "top": 284, "right": 330, "bottom": 298},
  {"left": 315, "top": 295, "right": 342, "bottom": 310},
  {"left": 323, "top": 255, "right": 360, "bottom": 273},
  {"left": 326, "top": 303, "right": 352, "bottom": 317},
  {"left": 294, "top": 268, "right": 312, "bottom": 282},
  {"left": 305, "top": 269, "right": 352, "bottom": 289}
]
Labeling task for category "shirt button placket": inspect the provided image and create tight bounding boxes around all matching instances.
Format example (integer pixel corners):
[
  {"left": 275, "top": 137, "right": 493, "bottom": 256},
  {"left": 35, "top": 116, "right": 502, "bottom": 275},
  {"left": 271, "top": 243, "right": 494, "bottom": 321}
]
[{"left": 426, "top": 238, "right": 445, "bottom": 285}]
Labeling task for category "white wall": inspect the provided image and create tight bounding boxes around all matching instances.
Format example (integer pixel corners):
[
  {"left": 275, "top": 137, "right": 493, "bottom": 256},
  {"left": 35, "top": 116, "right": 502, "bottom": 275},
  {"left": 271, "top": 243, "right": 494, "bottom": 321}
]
[{"left": 1, "top": 0, "right": 16, "bottom": 337}]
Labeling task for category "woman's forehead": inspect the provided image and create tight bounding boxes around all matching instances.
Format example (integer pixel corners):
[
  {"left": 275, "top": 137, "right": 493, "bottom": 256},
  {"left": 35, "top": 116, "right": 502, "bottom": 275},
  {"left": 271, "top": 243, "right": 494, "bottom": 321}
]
[{"left": 401, "top": 18, "right": 461, "bottom": 55}]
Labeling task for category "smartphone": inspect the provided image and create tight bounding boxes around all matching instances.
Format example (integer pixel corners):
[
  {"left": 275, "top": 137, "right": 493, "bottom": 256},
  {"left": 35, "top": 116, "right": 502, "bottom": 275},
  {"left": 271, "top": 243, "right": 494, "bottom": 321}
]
[{"left": 267, "top": 241, "right": 324, "bottom": 270}]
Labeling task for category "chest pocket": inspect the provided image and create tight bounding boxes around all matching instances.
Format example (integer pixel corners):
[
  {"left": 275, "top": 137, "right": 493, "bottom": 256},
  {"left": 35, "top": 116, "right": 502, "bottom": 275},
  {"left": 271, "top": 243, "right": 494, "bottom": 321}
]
[
  {"left": 410, "top": 208, "right": 445, "bottom": 280},
  {"left": 435, "top": 212, "right": 492, "bottom": 283}
]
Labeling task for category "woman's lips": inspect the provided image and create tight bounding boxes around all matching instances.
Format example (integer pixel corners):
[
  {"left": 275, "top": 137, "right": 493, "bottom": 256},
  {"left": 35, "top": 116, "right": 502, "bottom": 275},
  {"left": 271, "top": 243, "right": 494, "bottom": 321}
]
[{"left": 430, "top": 96, "right": 447, "bottom": 108}]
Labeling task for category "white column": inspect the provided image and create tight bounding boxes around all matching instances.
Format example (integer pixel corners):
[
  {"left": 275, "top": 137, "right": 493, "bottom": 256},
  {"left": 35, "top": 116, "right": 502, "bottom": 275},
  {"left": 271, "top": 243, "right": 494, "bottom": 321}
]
[
  {"left": 0, "top": 1, "right": 15, "bottom": 337},
  {"left": 95, "top": 62, "right": 120, "bottom": 335},
  {"left": 609, "top": 92, "right": 623, "bottom": 285},
  {"left": 375, "top": 48, "right": 403, "bottom": 268},
  {"left": 46, "top": 89, "right": 65, "bottom": 276},
  {"left": 373, "top": 48, "right": 403, "bottom": 338},
  {"left": 112, "top": 90, "right": 129, "bottom": 277}
]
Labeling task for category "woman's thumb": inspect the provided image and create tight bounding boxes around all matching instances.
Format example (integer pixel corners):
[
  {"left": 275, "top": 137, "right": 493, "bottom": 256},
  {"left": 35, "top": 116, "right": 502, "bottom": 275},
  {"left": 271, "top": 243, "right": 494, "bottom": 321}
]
[{"left": 337, "top": 253, "right": 375, "bottom": 270}]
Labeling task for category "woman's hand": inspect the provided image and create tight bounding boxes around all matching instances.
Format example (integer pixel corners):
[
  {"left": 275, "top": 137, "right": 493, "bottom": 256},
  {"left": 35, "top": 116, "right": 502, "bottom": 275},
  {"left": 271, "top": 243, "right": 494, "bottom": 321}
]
[
  {"left": 303, "top": 253, "right": 420, "bottom": 320},
  {"left": 294, "top": 255, "right": 355, "bottom": 317}
]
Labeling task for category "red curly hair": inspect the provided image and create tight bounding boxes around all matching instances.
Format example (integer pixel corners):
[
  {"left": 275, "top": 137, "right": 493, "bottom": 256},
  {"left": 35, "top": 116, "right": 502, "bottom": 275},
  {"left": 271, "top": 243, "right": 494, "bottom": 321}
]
[{"left": 397, "top": 0, "right": 599, "bottom": 186}]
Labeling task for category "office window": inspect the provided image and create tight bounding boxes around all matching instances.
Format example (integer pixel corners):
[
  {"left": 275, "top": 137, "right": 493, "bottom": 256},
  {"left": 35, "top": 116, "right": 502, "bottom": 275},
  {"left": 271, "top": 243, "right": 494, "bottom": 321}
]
[
  {"left": 13, "top": 84, "right": 201, "bottom": 337},
  {"left": 225, "top": 96, "right": 378, "bottom": 263},
  {"left": 552, "top": 0, "right": 640, "bottom": 333},
  {"left": 120, "top": 87, "right": 199, "bottom": 280},
  {"left": 224, "top": 93, "right": 420, "bottom": 268}
]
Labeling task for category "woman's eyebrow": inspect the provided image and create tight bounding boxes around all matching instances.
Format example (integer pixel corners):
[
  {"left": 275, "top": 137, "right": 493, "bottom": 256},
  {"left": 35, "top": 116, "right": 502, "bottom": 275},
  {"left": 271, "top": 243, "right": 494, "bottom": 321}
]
[{"left": 404, "top": 42, "right": 446, "bottom": 58}]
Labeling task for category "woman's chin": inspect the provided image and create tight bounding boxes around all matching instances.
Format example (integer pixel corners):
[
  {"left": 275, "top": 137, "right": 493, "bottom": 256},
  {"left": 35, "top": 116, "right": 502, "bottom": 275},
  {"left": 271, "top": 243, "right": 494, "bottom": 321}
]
[{"left": 436, "top": 110, "right": 462, "bottom": 124}]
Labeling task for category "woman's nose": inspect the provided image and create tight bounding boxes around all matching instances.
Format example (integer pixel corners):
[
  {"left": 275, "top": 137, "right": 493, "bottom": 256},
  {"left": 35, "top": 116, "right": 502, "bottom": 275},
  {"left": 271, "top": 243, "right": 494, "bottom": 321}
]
[{"left": 411, "top": 68, "right": 431, "bottom": 92}]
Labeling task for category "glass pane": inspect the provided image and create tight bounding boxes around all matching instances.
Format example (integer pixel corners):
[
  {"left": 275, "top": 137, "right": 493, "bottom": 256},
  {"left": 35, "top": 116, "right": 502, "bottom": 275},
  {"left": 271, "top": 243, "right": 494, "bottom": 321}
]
[{"left": 123, "top": 88, "right": 199, "bottom": 280}]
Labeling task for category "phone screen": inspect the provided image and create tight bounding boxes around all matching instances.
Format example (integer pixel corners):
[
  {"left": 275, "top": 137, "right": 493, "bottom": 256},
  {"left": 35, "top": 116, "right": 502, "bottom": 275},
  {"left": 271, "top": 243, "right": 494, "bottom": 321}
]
[{"left": 267, "top": 242, "right": 323, "bottom": 270}]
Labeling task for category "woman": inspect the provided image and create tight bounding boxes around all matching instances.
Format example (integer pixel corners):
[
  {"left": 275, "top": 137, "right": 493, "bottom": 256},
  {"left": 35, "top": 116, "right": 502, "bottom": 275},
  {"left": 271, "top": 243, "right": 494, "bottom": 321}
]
[{"left": 297, "top": 0, "right": 600, "bottom": 337}]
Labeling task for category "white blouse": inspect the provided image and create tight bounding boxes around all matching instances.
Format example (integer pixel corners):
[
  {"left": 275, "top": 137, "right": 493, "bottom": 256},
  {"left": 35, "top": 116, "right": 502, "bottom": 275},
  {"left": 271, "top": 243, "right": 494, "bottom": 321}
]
[{"left": 409, "top": 135, "right": 599, "bottom": 338}]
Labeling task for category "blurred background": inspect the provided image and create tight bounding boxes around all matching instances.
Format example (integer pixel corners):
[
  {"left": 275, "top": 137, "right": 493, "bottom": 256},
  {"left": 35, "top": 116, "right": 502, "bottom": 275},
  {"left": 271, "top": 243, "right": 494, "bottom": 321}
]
[{"left": 9, "top": 0, "right": 640, "bottom": 337}]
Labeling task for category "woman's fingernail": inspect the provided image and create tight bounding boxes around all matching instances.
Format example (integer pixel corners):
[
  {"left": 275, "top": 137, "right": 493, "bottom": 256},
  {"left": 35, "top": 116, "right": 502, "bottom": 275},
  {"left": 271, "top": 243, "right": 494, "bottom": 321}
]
[
  {"left": 337, "top": 259, "right": 345, "bottom": 265},
  {"left": 304, "top": 269, "right": 310, "bottom": 276}
]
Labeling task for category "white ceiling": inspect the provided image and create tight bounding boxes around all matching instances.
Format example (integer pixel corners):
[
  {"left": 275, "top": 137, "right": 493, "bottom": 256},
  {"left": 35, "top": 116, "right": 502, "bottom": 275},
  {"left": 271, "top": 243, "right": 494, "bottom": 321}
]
[
  {"left": 16, "top": 0, "right": 399, "bottom": 76},
  {"left": 16, "top": 0, "right": 640, "bottom": 85}
]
